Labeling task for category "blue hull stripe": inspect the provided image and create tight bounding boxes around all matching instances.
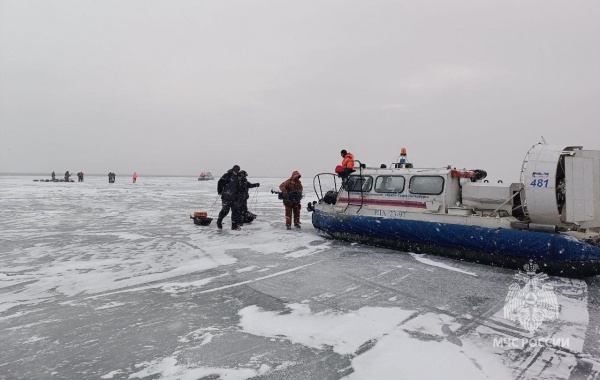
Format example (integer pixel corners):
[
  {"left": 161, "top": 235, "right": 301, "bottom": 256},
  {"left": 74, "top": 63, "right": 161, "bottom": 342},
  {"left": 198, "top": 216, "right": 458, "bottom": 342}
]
[{"left": 312, "top": 210, "right": 600, "bottom": 262}]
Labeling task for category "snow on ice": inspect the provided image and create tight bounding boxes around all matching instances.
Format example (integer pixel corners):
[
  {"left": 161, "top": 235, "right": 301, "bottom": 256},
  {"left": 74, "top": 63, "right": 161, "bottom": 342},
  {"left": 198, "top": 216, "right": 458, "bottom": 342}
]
[{"left": 1, "top": 175, "right": 599, "bottom": 379}]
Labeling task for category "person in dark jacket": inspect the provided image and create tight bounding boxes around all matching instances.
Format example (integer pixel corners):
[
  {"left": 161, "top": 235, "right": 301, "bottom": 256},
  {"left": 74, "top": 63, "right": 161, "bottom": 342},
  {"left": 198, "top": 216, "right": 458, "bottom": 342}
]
[
  {"left": 51, "top": 171, "right": 55, "bottom": 180},
  {"left": 64, "top": 171, "right": 71, "bottom": 182},
  {"left": 279, "top": 171, "right": 303, "bottom": 229},
  {"left": 237, "top": 170, "right": 260, "bottom": 224},
  {"left": 216, "top": 165, "right": 243, "bottom": 230}
]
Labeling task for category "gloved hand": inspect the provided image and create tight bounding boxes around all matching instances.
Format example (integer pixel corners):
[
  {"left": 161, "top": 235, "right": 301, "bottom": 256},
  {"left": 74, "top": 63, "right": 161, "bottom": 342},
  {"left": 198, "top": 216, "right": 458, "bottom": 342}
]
[{"left": 256, "top": 183, "right": 260, "bottom": 187}]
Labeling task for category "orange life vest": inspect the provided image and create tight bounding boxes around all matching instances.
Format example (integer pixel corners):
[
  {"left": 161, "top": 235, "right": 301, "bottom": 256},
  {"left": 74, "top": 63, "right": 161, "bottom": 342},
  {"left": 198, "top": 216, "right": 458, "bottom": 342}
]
[{"left": 342, "top": 153, "right": 355, "bottom": 169}]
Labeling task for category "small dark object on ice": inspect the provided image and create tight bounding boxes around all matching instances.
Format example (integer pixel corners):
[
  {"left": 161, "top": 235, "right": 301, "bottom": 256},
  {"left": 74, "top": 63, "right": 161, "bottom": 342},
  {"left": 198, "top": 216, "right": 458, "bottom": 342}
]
[
  {"left": 190, "top": 212, "right": 213, "bottom": 226},
  {"left": 242, "top": 211, "right": 257, "bottom": 224}
]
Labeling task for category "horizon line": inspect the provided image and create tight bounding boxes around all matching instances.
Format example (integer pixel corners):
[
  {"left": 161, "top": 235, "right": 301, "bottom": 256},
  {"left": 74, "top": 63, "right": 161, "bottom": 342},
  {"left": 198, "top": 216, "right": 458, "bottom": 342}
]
[{"left": 0, "top": 172, "right": 281, "bottom": 178}]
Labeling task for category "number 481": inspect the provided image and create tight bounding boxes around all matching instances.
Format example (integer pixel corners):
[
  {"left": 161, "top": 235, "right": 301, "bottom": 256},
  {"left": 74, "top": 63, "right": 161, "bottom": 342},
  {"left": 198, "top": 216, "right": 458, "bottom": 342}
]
[{"left": 530, "top": 179, "right": 549, "bottom": 188}]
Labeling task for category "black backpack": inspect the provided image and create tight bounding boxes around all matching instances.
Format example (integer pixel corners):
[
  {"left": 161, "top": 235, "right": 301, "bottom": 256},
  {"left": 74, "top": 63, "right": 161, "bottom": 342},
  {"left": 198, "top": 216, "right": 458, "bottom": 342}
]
[{"left": 323, "top": 190, "right": 338, "bottom": 205}]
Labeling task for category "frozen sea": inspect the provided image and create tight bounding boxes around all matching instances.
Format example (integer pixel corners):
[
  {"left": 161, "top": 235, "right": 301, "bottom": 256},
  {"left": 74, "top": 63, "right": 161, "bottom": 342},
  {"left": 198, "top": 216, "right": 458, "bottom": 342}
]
[{"left": 1, "top": 175, "right": 599, "bottom": 380}]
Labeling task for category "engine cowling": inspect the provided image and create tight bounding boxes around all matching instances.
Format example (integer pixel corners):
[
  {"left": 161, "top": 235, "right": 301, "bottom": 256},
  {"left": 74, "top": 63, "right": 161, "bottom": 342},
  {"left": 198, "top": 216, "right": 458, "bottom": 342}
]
[{"left": 522, "top": 144, "right": 597, "bottom": 227}]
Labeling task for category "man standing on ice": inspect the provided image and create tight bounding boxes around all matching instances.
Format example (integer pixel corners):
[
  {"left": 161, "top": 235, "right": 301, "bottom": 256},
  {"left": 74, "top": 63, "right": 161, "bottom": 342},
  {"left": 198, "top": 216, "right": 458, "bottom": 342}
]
[
  {"left": 279, "top": 171, "right": 303, "bottom": 230},
  {"left": 216, "top": 165, "right": 243, "bottom": 230}
]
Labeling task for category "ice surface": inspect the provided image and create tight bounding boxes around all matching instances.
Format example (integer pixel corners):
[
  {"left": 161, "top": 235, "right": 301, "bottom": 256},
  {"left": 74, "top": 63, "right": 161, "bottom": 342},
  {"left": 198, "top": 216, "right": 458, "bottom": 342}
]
[
  {"left": 1, "top": 175, "right": 599, "bottom": 379},
  {"left": 239, "top": 303, "right": 416, "bottom": 355},
  {"left": 408, "top": 252, "right": 478, "bottom": 276}
]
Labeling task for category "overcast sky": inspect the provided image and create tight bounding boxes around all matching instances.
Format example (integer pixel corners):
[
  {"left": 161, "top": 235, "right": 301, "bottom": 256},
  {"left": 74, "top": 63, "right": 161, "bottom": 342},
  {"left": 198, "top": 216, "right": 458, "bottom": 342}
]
[{"left": 1, "top": 0, "right": 598, "bottom": 181}]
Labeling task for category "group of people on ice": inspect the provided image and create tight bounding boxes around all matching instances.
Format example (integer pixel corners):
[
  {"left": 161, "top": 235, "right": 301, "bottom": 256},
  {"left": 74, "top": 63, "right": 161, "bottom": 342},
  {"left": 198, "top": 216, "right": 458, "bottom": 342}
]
[
  {"left": 216, "top": 165, "right": 305, "bottom": 231},
  {"left": 50, "top": 171, "right": 81, "bottom": 182},
  {"left": 215, "top": 149, "right": 354, "bottom": 231},
  {"left": 216, "top": 165, "right": 261, "bottom": 230},
  {"left": 48, "top": 171, "right": 137, "bottom": 184}
]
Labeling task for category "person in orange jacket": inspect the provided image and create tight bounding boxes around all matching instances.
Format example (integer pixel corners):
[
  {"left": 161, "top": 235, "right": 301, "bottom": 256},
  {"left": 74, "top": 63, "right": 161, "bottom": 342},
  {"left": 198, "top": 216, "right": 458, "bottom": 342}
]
[
  {"left": 133, "top": 171, "right": 138, "bottom": 183},
  {"left": 279, "top": 171, "right": 303, "bottom": 230},
  {"left": 336, "top": 149, "right": 355, "bottom": 178}
]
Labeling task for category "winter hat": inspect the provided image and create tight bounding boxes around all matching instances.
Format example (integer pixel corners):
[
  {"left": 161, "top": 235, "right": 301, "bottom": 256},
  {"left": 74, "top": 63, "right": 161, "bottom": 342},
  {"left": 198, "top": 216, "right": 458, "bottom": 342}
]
[
  {"left": 240, "top": 170, "right": 247, "bottom": 177},
  {"left": 341, "top": 149, "right": 347, "bottom": 155},
  {"left": 232, "top": 165, "right": 240, "bottom": 173},
  {"left": 291, "top": 171, "right": 301, "bottom": 179}
]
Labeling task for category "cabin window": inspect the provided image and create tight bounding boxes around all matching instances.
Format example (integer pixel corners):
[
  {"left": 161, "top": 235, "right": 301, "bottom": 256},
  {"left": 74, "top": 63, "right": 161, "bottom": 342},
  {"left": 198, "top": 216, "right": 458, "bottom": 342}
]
[
  {"left": 344, "top": 176, "right": 373, "bottom": 192},
  {"left": 375, "top": 176, "right": 405, "bottom": 193},
  {"left": 409, "top": 176, "right": 444, "bottom": 195}
]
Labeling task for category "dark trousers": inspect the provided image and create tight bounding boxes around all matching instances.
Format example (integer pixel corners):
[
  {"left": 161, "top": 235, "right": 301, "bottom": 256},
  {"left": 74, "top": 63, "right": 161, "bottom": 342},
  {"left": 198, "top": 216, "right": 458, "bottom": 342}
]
[
  {"left": 218, "top": 199, "right": 242, "bottom": 228},
  {"left": 283, "top": 201, "right": 301, "bottom": 227}
]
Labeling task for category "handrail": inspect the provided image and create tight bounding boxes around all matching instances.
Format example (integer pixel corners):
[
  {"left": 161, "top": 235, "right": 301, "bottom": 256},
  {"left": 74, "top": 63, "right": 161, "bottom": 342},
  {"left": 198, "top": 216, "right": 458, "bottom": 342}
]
[
  {"left": 488, "top": 191, "right": 520, "bottom": 218},
  {"left": 343, "top": 160, "right": 365, "bottom": 213},
  {"left": 312, "top": 173, "right": 339, "bottom": 200},
  {"left": 312, "top": 160, "right": 367, "bottom": 214}
]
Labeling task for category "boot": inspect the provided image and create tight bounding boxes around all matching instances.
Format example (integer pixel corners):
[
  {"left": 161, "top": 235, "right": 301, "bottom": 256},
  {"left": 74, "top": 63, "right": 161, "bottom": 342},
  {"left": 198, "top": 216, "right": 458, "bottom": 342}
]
[{"left": 216, "top": 218, "right": 223, "bottom": 229}]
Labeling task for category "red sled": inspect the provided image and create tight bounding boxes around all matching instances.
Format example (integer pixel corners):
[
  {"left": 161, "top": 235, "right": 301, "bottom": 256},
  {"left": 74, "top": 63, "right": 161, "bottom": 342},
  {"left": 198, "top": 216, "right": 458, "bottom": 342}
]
[{"left": 190, "top": 212, "right": 212, "bottom": 226}]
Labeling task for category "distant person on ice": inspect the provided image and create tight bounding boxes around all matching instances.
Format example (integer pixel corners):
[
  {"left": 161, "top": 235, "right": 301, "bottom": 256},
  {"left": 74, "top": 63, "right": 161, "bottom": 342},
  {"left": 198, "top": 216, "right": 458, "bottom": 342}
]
[
  {"left": 279, "top": 171, "right": 303, "bottom": 230},
  {"left": 216, "top": 165, "right": 242, "bottom": 230},
  {"left": 77, "top": 172, "right": 84, "bottom": 182},
  {"left": 238, "top": 170, "right": 260, "bottom": 223},
  {"left": 51, "top": 171, "right": 55, "bottom": 180},
  {"left": 64, "top": 171, "right": 71, "bottom": 182},
  {"left": 132, "top": 172, "right": 138, "bottom": 183}
]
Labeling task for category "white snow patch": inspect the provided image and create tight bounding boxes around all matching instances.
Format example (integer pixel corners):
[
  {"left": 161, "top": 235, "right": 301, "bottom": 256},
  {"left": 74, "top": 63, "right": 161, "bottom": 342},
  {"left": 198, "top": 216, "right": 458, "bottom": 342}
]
[
  {"left": 129, "top": 356, "right": 269, "bottom": 380},
  {"left": 101, "top": 369, "right": 123, "bottom": 379},
  {"left": 236, "top": 266, "right": 258, "bottom": 273},
  {"left": 23, "top": 335, "right": 46, "bottom": 344},
  {"left": 285, "top": 246, "right": 327, "bottom": 258},
  {"left": 239, "top": 302, "right": 513, "bottom": 379},
  {"left": 239, "top": 303, "right": 415, "bottom": 355},
  {"left": 408, "top": 253, "right": 478, "bottom": 276},
  {"left": 345, "top": 328, "right": 511, "bottom": 380},
  {"left": 402, "top": 313, "right": 461, "bottom": 337},
  {"left": 95, "top": 302, "right": 126, "bottom": 310}
]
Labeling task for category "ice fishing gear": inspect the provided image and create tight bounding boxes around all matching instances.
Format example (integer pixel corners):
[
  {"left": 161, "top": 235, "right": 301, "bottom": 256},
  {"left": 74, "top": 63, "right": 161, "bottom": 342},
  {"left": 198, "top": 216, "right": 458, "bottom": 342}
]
[
  {"left": 249, "top": 187, "right": 259, "bottom": 211},
  {"left": 242, "top": 187, "right": 259, "bottom": 224},
  {"left": 190, "top": 195, "right": 219, "bottom": 226},
  {"left": 271, "top": 189, "right": 304, "bottom": 202},
  {"left": 190, "top": 211, "right": 212, "bottom": 226}
]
